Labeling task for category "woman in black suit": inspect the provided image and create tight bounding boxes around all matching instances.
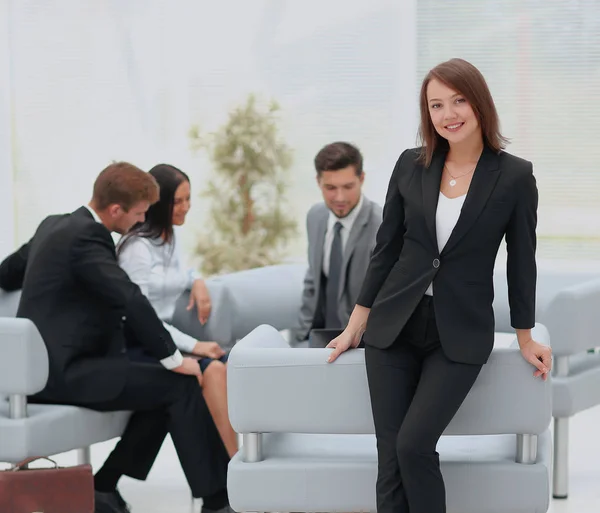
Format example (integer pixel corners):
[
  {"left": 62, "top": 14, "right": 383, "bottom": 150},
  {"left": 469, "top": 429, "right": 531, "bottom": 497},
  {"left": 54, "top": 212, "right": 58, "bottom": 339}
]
[{"left": 327, "top": 58, "right": 552, "bottom": 513}]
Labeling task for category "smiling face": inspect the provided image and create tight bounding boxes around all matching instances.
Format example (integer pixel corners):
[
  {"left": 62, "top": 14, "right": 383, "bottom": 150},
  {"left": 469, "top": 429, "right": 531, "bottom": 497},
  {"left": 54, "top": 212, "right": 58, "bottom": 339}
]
[
  {"left": 426, "top": 78, "right": 481, "bottom": 147},
  {"left": 171, "top": 180, "right": 191, "bottom": 226}
]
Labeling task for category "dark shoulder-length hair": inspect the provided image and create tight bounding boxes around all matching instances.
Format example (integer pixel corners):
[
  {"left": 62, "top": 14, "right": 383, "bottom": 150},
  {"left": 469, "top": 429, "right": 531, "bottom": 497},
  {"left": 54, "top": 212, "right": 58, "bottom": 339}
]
[
  {"left": 117, "top": 163, "right": 190, "bottom": 255},
  {"left": 417, "top": 58, "right": 508, "bottom": 167}
]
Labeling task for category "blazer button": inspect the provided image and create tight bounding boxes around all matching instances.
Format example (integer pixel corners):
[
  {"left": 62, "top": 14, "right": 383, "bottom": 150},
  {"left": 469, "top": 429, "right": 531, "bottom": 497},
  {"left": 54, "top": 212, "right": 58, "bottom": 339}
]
[{"left": 433, "top": 258, "right": 440, "bottom": 268}]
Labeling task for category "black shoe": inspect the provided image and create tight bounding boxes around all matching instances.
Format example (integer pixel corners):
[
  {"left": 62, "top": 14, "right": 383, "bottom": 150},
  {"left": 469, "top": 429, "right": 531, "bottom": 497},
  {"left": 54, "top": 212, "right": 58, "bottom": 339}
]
[
  {"left": 95, "top": 489, "right": 131, "bottom": 513},
  {"left": 114, "top": 489, "right": 131, "bottom": 512}
]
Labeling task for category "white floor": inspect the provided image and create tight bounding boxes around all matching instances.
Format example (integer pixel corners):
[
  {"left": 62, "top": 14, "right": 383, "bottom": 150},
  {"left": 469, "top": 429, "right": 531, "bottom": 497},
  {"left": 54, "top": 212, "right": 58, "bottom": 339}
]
[{"left": 27, "top": 404, "right": 598, "bottom": 513}]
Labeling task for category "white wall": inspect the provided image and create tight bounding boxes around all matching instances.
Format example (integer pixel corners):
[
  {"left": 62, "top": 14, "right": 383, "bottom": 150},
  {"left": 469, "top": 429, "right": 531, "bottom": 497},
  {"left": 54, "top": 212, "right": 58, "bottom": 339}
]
[
  {"left": 6, "top": 0, "right": 416, "bottom": 267},
  {"left": 0, "top": 0, "right": 14, "bottom": 257},
  {"left": 395, "top": 0, "right": 418, "bottom": 153}
]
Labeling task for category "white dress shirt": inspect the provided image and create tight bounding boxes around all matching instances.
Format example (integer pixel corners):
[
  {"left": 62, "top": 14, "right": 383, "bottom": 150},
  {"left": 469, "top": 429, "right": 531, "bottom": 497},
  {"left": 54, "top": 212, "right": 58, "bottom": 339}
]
[
  {"left": 322, "top": 195, "right": 364, "bottom": 277},
  {"left": 118, "top": 229, "right": 201, "bottom": 355},
  {"left": 425, "top": 193, "right": 466, "bottom": 296}
]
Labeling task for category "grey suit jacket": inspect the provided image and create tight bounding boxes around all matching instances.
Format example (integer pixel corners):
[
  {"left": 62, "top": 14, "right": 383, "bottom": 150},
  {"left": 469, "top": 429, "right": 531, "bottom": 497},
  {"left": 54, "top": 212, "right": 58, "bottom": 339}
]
[{"left": 296, "top": 196, "right": 382, "bottom": 341}]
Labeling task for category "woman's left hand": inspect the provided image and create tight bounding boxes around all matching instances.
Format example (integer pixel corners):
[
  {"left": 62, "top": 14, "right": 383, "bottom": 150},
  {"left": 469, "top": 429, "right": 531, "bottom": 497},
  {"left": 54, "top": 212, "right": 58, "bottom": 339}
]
[
  {"left": 187, "top": 279, "right": 212, "bottom": 325},
  {"left": 519, "top": 338, "right": 552, "bottom": 380}
]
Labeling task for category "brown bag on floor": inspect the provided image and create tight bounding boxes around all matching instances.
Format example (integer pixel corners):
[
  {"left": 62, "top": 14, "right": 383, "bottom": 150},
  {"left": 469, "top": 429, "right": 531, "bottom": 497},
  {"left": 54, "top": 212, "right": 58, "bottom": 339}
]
[{"left": 0, "top": 457, "right": 94, "bottom": 513}]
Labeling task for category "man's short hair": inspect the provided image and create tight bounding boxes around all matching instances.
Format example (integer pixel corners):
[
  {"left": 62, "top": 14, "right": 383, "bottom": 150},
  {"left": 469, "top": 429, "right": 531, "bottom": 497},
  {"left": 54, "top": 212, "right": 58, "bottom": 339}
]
[
  {"left": 314, "top": 142, "right": 363, "bottom": 177},
  {"left": 92, "top": 162, "right": 159, "bottom": 211}
]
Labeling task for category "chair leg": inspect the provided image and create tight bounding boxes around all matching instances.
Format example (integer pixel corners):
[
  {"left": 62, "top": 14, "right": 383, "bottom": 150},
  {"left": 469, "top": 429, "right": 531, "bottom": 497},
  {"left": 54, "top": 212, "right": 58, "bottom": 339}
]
[
  {"left": 553, "top": 416, "right": 569, "bottom": 499},
  {"left": 76, "top": 446, "right": 91, "bottom": 466}
]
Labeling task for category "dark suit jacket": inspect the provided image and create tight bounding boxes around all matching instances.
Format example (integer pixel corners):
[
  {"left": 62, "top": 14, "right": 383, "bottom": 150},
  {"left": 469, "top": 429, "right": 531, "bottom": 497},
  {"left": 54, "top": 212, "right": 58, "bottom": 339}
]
[
  {"left": 0, "top": 207, "right": 179, "bottom": 404},
  {"left": 356, "top": 146, "right": 537, "bottom": 365}
]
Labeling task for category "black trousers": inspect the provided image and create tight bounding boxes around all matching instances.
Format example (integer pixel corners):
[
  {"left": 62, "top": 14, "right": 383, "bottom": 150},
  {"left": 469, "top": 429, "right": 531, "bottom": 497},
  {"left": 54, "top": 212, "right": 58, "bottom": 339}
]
[
  {"left": 365, "top": 295, "right": 482, "bottom": 513},
  {"left": 74, "top": 363, "right": 229, "bottom": 499}
]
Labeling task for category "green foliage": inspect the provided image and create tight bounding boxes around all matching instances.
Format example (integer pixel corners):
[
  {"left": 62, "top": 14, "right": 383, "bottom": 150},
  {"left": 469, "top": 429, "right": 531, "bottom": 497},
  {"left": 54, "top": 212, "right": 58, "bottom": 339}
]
[{"left": 189, "top": 94, "right": 297, "bottom": 276}]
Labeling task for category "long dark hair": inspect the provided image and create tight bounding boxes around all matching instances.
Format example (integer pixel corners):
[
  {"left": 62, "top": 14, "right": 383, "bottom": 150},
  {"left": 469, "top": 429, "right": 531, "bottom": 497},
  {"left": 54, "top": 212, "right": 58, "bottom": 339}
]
[{"left": 117, "top": 164, "right": 190, "bottom": 255}]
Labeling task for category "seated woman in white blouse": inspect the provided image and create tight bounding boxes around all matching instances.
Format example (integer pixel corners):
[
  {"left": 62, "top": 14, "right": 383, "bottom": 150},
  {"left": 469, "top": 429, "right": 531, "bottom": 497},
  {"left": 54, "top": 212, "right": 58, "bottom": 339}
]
[{"left": 117, "top": 164, "right": 237, "bottom": 458}]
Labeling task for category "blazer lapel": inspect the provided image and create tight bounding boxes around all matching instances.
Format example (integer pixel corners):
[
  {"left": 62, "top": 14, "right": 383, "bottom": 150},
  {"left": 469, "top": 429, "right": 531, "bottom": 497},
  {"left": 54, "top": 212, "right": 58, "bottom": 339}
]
[
  {"left": 339, "top": 199, "right": 371, "bottom": 300},
  {"left": 441, "top": 147, "right": 501, "bottom": 256},
  {"left": 422, "top": 149, "right": 446, "bottom": 249}
]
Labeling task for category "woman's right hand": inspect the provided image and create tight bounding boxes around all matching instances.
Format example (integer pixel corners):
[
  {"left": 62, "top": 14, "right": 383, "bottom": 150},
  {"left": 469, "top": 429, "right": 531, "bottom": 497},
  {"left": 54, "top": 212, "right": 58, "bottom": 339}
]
[
  {"left": 326, "top": 305, "right": 370, "bottom": 363},
  {"left": 326, "top": 328, "right": 363, "bottom": 363}
]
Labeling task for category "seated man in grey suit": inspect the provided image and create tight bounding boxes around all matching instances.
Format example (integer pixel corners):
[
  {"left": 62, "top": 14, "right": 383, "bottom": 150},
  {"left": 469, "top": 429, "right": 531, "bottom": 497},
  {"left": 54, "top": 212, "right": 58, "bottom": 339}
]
[{"left": 296, "top": 142, "right": 382, "bottom": 344}]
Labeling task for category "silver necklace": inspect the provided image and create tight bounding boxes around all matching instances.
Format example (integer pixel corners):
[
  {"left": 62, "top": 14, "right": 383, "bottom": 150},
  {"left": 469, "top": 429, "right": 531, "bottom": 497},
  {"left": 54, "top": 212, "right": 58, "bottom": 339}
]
[{"left": 445, "top": 164, "right": 476, "bottom": 187}]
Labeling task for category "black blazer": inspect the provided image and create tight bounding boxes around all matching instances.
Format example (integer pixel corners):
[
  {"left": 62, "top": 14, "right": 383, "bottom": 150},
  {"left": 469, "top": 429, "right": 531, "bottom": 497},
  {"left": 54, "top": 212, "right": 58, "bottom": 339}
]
[
  {"left": 0, "top": 207, "right": 178, "bottom": 403},
  {"left": 356, "top": 146, "right": 537, "bottom": 365}
]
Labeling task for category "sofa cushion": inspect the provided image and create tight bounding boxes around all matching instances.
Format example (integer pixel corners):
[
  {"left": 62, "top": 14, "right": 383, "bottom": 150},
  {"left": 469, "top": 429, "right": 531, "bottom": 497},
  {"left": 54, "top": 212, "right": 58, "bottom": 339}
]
[
  {"left": 228, "top": 325, "right": 552, "bottom": 436},
  {"left": 0, "top": 403, "right": 130, "bottom": 463},
  {"left": 171, "top": 280, "right": 234, "bottom": 347},
  {"left": 492, "top": 268, "right": 600, "bottom": 342},
  {"left": 171, "top": 264, "right": 306, "bottom": 349},
  {"left": 228, "top": 431, "right": 551, "bottom": 513},
  {"left": 0, "top": 290, "right": 20, "bottom": 318},
  {"left": 0, "top": 318, "right": 48, "bottom": 395},
  {"left": 553, "top": 352, "right": 600, "bottom": 417}
]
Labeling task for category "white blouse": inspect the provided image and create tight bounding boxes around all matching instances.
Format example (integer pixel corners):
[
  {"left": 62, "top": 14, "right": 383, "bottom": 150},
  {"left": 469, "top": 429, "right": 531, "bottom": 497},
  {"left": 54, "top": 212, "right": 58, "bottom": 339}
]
[
  {"left": 118, "top": 230, "right": 200, "bottom": 353},
  {"left": 425, "top": 192, "right": 466, "bottom": 296}
]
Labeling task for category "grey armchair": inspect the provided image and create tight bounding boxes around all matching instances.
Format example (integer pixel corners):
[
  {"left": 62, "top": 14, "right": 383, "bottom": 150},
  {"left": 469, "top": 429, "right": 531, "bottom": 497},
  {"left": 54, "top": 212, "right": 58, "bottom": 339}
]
[
  {"left": 226, "top": 324, "right": 552, "bottom": 513},
  {"left": 493, "top": 267, "right": 600, "bottom": 498},
  {"left": 171, "top": 264, "right": 305, "bottom": 349},
  {"left": 0, "top": 290, "right": 130, "bottom": 466}
]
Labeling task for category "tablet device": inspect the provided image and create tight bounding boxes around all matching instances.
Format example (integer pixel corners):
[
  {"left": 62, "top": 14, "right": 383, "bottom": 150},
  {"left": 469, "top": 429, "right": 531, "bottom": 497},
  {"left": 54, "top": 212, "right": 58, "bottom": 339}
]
[{"left": 308, "top": 328, "right": 343, "bottom": 348}]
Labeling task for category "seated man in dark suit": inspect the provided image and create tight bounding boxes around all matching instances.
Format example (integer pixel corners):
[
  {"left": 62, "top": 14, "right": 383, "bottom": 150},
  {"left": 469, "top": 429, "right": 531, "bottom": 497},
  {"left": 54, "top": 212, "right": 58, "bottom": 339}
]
[
  {"left": 0, "top": 162, "right": 231, "bottom": 513},
  {"left": 296, "top": 142, "right": 382, "bottom": 345}
]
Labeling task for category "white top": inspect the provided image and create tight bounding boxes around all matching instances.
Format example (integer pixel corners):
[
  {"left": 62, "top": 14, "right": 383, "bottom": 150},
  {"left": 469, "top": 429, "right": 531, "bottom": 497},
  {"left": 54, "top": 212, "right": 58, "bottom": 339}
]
[
  {"left": 322, "top": 194, "right": 364, "bottom": 277},
  {"left": 118, "top": 228, "right": 201, "bottom": 354},
  {"left": 425, "top": 193, "right": 466, "bottom": 296}
]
